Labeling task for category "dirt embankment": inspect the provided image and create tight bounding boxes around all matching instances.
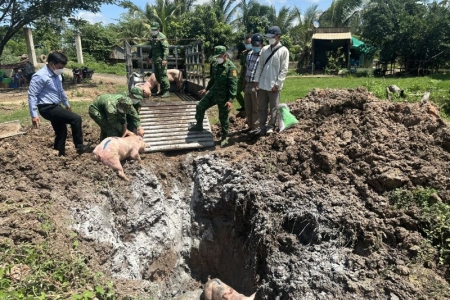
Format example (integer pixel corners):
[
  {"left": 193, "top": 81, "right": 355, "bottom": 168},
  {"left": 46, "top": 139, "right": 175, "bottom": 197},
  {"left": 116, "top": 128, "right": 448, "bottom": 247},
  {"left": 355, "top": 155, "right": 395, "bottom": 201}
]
[{"left": 1, "top": 87, "right": 450, "bottom": 299}]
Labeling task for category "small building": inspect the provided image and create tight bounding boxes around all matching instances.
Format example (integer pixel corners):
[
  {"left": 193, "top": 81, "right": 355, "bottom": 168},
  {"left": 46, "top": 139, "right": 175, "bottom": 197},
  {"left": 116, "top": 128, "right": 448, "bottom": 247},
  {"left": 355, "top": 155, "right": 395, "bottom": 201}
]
[{"left": 312, "top": 27, "right": 352, "bottom": 74}]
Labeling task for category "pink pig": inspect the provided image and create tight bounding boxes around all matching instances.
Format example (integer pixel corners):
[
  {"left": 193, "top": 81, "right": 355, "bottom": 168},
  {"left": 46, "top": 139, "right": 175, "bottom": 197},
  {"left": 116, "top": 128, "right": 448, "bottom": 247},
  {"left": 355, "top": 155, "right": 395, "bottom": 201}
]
[
  {"left": 203, "top": 278, "right": 255, "bottom": 300},
  {"left": 91, "top": 135, "right": 147, "bottom": 180},
  {"left": 141, "top": 69, "right": 183, "bottom": 96}
]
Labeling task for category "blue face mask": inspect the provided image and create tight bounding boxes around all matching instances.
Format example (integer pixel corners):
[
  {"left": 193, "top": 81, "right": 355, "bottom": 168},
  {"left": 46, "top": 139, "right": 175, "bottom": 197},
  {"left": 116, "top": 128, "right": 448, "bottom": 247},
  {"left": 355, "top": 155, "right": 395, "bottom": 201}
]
[
  {"left": 252, "top": 46, "right": 261, "bottom": 53},
  {"left": 245, "top": 44, "right": 252, "bottom": 50}
]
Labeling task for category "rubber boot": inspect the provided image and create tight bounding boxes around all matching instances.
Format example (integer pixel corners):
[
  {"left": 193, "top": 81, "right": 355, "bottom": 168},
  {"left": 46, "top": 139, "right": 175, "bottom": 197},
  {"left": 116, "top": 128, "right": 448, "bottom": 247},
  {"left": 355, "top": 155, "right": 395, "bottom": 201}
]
[
  {"left": 189, "top": 124, "right": 203, "bottom": 131},
  {"left": 220, "top": 137, "right": 229, "bottom": 148},
  {"left": 160, "top": 91, "right": 170, "bottom": 98}
]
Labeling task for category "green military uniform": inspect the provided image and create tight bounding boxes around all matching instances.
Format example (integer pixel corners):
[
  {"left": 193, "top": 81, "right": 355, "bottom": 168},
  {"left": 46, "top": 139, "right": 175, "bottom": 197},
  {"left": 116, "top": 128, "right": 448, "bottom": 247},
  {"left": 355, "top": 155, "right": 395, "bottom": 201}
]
[
  {"left": 190, "top": 46, "right": 237, "bottom": 146},
  {"left": 148, "top": 21, "right": 170, "bottom": 97},
  {"left": 89, "top": 94, "right": 141, "bottom": 140},
  {"left": 236, "top": 49, "right": 249, "bottom": 110}
]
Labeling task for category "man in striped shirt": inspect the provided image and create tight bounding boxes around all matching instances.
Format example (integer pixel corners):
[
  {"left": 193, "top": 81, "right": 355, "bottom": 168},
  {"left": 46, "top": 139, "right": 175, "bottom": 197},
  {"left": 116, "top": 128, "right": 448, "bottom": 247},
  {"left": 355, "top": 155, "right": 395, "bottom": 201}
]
[{"left": 243, "top": 33, "right": 263, "bottom": 132}]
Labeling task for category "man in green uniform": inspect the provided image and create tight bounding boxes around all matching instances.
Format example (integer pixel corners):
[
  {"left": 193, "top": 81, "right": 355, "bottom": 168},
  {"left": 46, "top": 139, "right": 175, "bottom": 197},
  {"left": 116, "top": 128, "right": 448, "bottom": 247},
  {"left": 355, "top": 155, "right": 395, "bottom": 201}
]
[
  {"left": 189, "top": 46, "right": 238, "bottom": 148},
  {"left": 147, "top": 21, "right": 170, "bottom": 98},
  {"left": 89, "top": 89, "right": 144, "bottom": 140},
  {"left": 236, "top": 34, "right": 253, "bottom": 112}
]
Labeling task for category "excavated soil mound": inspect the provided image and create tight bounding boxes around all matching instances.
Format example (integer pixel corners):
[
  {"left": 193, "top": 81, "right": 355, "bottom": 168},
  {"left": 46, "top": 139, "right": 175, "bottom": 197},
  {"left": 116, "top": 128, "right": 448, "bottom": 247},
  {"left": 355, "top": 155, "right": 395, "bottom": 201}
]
[{"left": 1, "top": 87, "right": 450, "bottom": 299}]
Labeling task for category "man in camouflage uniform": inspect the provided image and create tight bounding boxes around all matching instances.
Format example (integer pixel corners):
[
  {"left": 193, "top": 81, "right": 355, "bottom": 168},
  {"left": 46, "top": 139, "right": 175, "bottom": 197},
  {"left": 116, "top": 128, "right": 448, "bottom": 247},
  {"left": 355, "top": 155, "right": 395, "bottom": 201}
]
[
  {"left": 189, "top": 46, "right": 237, "bottom": 147},
  {"left": 147, "top": 21, "right": 170, "bottom": 98},
  {"left": 236, "top": 34, "right": 253, "bottom": 113},
  {"left": 89, "top": 88, "right": 144, "bottom": 140}
]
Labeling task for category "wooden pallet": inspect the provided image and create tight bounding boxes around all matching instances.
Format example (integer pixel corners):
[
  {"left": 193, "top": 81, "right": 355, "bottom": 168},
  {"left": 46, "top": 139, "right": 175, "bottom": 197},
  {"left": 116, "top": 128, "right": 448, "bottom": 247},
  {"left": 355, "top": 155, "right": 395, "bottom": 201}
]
[{"left": 140, "top": 98, "right": 215, "bottom": 152}]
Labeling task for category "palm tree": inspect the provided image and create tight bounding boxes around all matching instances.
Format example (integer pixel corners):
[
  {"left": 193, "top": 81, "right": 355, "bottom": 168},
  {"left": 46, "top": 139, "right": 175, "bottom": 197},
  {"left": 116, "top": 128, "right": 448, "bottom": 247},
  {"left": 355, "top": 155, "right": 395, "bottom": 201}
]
[
  {"left": 290, "top": 5, "right": 321, "bottom": 68},
  {"left": 268, "top": 5, "right": 301, "bottom": 34},
  {"left": 209, "top": 0, "right": 238, "bottom": 24},
  {"left": 319, "top": 0, "right": 366, "bottom": 28},
  {"left": 232, "top": 0, "right": 256, "bottom": 31}
]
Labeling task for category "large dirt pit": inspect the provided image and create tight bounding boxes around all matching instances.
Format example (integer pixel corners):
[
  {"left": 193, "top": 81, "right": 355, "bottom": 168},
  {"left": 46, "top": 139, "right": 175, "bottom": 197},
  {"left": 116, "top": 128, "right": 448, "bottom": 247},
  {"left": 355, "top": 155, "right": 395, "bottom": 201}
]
[{"left": 1, "top": 87, "right": 450, "bottom": 299}]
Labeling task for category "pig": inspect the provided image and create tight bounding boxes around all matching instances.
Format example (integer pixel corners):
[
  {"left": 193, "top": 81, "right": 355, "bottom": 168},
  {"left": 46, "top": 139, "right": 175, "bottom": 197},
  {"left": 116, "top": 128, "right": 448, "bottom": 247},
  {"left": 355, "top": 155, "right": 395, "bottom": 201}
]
[
  {"left": 141, "top": 69, "right": 184, "bottom": 96},
  {"left": 91, "top": 135, "right": 147, "bottom": 181},
  {"left": 203, "top": 278, "right": 255, "bottom": 300}
]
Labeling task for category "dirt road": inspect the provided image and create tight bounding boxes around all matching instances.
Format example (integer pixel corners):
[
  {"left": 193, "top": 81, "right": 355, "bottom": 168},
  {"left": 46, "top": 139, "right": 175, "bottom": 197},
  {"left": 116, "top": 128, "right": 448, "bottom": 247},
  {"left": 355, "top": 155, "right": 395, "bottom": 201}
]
[{"left": 0, "top": 69, "right": 127, "bottom": 105}]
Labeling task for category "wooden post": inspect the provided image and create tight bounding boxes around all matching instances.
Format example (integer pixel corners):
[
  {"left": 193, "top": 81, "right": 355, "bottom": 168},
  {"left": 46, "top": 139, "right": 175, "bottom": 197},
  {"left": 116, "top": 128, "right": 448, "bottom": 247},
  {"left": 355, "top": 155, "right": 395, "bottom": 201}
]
[
  {"left": 75, "top": 32, "right": 84, "bottom": 64},
  {"left": 23, "top": 27, "right": 38, "bottom": 67}
]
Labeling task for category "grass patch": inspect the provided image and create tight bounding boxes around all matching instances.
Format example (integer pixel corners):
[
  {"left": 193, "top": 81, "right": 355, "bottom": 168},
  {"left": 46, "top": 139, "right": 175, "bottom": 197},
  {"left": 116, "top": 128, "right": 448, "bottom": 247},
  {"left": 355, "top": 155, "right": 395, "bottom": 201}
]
[
  {"left": 0, "top": 209, "right": 116, "bottom": 300},
  {"left": 389, "top": 187, "right": 450, "bottom": 265},
  {"left": 280, "top": 74, "right": 450, "bottom": 105},
  {"left": 0, "top": 101, "right": 94, "bottom": 126}
]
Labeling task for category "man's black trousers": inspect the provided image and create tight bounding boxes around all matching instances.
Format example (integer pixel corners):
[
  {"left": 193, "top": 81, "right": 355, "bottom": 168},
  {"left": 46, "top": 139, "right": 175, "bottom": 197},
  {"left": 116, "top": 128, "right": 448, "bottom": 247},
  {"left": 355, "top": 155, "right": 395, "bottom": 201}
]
[{"left": 38, "top": 104, "right": 83, "bottom": 156}]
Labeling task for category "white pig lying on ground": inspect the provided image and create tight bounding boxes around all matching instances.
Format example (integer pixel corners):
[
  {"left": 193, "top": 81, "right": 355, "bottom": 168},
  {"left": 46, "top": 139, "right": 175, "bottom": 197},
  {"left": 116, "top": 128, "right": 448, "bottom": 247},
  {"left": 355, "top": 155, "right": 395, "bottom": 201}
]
[
  {"left": 141, "top": 69, "right": 183, "bottom": 96},
  {"left": 91, "top": 135, "right": 147, "bottom": 180},
  {"left": 203, "top": 278, "right": 255, "bottom": 300}
]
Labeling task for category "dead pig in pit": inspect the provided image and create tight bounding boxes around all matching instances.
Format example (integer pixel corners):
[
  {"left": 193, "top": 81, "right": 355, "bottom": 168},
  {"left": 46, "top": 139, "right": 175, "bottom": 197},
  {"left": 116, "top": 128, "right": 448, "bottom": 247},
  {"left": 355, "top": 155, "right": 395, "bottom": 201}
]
[{"left": 203, "top": 278, "right": 255, "bottom": 300}]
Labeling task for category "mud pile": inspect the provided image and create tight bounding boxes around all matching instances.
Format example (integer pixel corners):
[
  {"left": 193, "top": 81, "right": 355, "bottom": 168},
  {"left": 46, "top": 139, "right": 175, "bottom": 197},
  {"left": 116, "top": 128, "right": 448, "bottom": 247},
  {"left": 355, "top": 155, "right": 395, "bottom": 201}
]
[{"left": 1, "top": 87, "right": 450, "bottom": 299}]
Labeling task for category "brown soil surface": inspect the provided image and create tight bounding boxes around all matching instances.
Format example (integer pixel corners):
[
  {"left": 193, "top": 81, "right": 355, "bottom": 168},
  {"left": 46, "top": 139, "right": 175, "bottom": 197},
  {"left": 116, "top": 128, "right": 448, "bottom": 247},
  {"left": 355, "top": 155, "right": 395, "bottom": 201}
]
[{"left": 1, "top": 87, "right": 450, "bottom": 299}]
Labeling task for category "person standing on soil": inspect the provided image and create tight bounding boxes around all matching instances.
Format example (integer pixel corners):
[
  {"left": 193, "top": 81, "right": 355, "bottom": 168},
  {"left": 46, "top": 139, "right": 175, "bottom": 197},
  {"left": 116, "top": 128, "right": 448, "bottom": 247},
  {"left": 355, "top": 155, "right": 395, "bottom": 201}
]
[
  {"left": 236, "top": 34, "right": 253, "bottom": 114},
  {"left": 243, "top": 33, "right": 264, "bottom": 132},
  {"left": 28, "top": 51, "right": 91, "bottom": 156},
  {"left": 89, "top": 88, "right": 144, "bottom": 140},
  {"left": 189, "top": 46, "right": 238, "bottom": 148},
  {"left": 146, "top": 21, "right": 170, "bottom": 98},
  {"left": 253, "top": 26, "right": 289, "bottom": 135}
]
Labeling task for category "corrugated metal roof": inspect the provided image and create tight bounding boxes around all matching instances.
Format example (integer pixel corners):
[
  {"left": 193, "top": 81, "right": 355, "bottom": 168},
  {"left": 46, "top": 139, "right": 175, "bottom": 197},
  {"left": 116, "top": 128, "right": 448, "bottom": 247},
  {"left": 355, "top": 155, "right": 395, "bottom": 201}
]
[{"left": 312, "top": 32, "right": 351, "bottom": 40}]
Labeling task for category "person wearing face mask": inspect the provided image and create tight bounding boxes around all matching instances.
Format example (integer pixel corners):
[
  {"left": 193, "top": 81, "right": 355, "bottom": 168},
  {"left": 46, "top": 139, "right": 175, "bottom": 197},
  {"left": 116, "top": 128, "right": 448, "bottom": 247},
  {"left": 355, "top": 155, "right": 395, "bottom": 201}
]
[
  {"left": 189, "top": 46, "right": 238, "bottom": 148},
  {"left": 253, "top": 26, "right": 289, "bottom": 135},
  {"left": 242, "top": 33, "right": 264, "bottom": 132},
  {"left": 236, "top": 34, "right": 253, "bottom": 113},
  {"left": 146, "top": 21, "right": 170, "bottom": 98},
  {"left": 28, "top": 51, "right": 92, "bottom": 156},
  {"left": 88, "top": 88, "right": 144, "bottom": 141}
]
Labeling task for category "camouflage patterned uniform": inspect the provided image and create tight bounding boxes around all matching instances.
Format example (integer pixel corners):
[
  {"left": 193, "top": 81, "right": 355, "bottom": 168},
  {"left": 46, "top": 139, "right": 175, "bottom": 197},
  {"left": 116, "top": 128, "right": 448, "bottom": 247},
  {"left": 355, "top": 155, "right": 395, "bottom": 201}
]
[
  {"left": 89, "top": 94, "right": 141, "bottom": 140},
  {"left": 148, "top": 22, "right": 170, "bottom": 96},
  {"left": 193, "top": 46, "right": 238, "bottom": 140},
  {"left": 236, "top": 49, "right": 249, "bottom": 110}
]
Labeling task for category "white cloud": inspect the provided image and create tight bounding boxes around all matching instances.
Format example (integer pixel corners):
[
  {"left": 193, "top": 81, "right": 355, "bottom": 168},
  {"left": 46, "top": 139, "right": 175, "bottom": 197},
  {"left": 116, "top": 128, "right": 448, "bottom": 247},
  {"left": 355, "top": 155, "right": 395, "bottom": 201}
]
[
  {"left": 194, "top": 0, "right": 210, "bottom": 5},
  {"left": 77, "top": 11, "right": 107, "bottom": 24}
]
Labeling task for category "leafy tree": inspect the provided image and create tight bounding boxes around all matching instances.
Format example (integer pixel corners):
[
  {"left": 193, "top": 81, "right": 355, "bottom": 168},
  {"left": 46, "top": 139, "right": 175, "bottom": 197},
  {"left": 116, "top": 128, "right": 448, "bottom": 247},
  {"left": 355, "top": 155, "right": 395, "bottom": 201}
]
[
  {"left": 181, "top": 5, "right": 233, "bottom": 58},
  {"left": 0, "top": 0, "right": 115, "bottom": 56},
  {"left": 362, "top": 0, "right": 450, "bottom": 72},
  {"left": 78, "top": 23, "right": 120, "bottom": 62}
]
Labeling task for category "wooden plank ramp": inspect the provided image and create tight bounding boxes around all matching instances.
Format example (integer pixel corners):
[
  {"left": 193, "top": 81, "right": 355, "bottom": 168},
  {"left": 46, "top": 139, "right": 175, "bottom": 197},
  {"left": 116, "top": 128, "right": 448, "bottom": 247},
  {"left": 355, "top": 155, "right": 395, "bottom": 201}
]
[{"left": 140, "top": 100, "right": 215, "bottom": 152}]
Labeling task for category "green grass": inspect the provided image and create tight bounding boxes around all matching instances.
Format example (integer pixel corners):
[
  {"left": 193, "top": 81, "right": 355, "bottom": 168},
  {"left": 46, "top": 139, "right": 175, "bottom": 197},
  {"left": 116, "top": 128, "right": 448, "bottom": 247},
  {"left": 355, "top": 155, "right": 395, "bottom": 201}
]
[
  {"left": 0, "top": 101, "right": 94, "bottom": 126},
  {"left": 280, "top": 73, "right": 450, "bottom": 104},
  {"left": 4, "top": 73, "right": 450, "bottom": 126}
]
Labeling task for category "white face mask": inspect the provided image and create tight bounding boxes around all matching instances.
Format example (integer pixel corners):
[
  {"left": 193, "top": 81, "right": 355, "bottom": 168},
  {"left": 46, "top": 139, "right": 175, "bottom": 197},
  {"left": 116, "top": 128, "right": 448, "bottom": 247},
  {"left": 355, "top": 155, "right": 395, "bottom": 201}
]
[
  {"left": 216, "top": 57, "right": 224, "bottom": 64},
  {"left": 53, "top": 68, "right": 64, "bottom": 76},
  {"left": 152, "top": 30, "right": 159, "bottom": 36},
  {"left": 269, "top": 38, "right": 276, "bottom": 45}
]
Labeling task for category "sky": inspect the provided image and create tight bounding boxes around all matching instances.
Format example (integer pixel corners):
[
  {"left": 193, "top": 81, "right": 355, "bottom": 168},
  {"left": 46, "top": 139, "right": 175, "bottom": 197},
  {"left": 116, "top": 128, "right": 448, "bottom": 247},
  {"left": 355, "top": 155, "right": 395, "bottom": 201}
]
[{"left": 77, "top": 0, "right": 333, "bottom": 25}]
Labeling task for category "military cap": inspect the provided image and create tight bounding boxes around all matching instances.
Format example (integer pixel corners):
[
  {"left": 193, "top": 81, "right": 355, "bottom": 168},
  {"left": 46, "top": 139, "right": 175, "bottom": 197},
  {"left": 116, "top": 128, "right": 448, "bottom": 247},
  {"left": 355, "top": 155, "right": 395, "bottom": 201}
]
[
  {"left": 214, "top": 46, "right": 227, "bottom": 56},
  {"left": 117, "top": 96, "right": 133, "bottom": 114},
  {"left": 150, "top": 21, "right": 160, "bottom": 30},
  {"left": 265, "top": 26, "right": 282, "bottom": 38},
  {"left": 130, "top": 86, "right": 144, "bottom": 100}
]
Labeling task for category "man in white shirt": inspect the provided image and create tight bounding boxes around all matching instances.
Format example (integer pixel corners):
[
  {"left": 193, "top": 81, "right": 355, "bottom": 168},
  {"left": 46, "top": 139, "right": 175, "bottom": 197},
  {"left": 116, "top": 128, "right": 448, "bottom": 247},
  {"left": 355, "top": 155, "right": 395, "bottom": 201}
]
[{"left": 253, "top": 26, "right": 289, "bottom": 135}]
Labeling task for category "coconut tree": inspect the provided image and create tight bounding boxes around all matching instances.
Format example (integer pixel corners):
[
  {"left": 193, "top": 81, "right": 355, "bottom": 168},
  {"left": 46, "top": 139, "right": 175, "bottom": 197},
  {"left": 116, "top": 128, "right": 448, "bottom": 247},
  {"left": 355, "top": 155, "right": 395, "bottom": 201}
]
[
  {"left": 209, "top": 0, "right": 238, "bottom": 24},
  {"left": 319, "top": 0, "right": 367, "bottom": 29},
  {"left": 267, "top": 5, "right": 301, "bottom": 34}
]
